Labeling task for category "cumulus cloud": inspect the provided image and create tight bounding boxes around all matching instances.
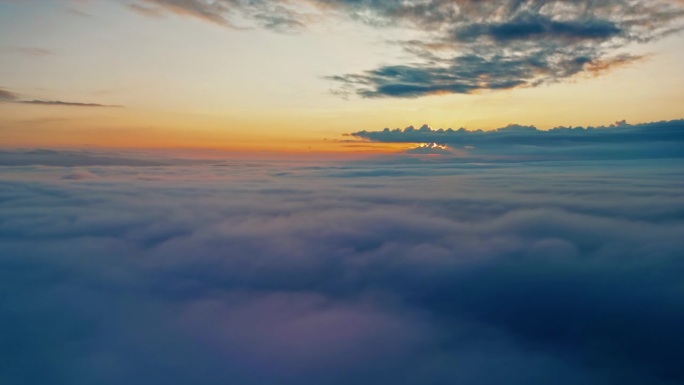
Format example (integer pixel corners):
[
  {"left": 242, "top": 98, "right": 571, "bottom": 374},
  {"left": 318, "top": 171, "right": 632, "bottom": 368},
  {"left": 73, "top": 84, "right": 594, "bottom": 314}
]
[
  {"left": 126, "top": 0, "right": 684, "bottom": 97},
  {"left": 404, "top": 142, "right": 456, "bottom": 155},
  {"left": 350, "top": 119, "right": 684, "bottom": 161},
  {"left": 1, "top": 151, "right": 683, "bottom": 384}
]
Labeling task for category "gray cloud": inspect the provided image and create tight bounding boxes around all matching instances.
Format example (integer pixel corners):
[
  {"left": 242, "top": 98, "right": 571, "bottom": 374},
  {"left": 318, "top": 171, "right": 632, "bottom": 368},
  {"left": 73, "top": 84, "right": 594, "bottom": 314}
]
[
  {"left": 127, "top": 3, "right": 166, "bottom": 18},
  {"left": 17, "top": 100, "right": 122, "bottom": 107},
  {"left": 126, "top": 0, "right": 684, "bottom": 97},
  {"left": 0, "top": 46, "right": 53, "bottom": 57},
  {"left": 131, "top": 0, "right": 310, "bottom": 31},
  {"left": 0, "top": 88, "right": 19, "bottom": 101},
  {"left": 350, "top": 119, "right": 684, "bottom": 161},
  {"left": 0, "top": 88, "right": 122, "bottom": 108},
  {"left": 135, "top": 0, "right": 232, "bottom": 26},
  {"left": 0, "top": 149, "right": 193, "bottom": 166},
  {"left": 1, "top": 151, "right": 683, "bottom": 384}
]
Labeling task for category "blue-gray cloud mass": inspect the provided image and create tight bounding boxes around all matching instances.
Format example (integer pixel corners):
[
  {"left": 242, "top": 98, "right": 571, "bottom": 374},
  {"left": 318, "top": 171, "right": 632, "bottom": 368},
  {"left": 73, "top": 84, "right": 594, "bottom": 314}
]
[
  {"left": 350, "top": 119, "right": 684, "bottom": 160},
  {"left": 1, "top": 147, "right": 683, "bottom": 384}
]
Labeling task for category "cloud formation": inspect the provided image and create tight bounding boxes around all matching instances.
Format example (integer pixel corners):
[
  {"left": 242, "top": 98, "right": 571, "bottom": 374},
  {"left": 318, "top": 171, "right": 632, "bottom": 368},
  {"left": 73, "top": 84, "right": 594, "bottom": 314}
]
[
  {"left": 1, "top": 151, "right": 683, "bottom": 384},
  {"left": 132, "top": 0, "right": 311, "bottom": 31},
  {"left": 126, "top": 0, "right": 684, "bottom": 97},
  {"left": 0, "top": 88, "right": 19, "bottom": 101},
  {"left": 0, "top": 149, "right": 173, "bottom": 167},
  {"left": 17, "top": 100, "right": 121, "bottom": 107},
  {"left": 0, "top": 88, "right": 121, "bottom": 108},
  {"left": 0, "top": 46, "right": 53, "bottom": 57},
  {"left": 350, "top": 119, "right": 684, "bottom": 160}
]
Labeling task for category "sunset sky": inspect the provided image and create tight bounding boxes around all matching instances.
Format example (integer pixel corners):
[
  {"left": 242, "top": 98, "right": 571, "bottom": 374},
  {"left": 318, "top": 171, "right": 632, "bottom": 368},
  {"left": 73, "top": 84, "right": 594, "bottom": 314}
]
[
  {"left": 1, "top": 0, "right": 683, "bottom": 151},
  {"left": 2, "top": 2, "right": 684, "bottom": 384}
]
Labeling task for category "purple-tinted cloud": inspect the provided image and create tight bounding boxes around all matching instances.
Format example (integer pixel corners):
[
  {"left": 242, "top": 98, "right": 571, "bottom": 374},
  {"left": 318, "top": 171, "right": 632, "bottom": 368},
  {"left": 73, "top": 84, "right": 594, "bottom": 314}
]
[{"left": 0, "top": 150, "right": 683, "bottom": 384}]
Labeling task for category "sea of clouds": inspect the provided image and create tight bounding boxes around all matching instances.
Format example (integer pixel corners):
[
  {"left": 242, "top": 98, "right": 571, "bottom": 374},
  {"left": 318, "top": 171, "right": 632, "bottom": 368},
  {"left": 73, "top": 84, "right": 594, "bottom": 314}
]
[{"left": 1, "top": 149, "right": 683, "bottom": 384}]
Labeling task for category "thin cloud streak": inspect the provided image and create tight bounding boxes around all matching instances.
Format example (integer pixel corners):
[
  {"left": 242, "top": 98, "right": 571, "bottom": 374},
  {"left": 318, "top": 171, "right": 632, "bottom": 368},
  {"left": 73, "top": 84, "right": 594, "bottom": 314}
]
[
  {"left": 0, "top": 46, "right": 53, "bottom": 57},
  {"left": 17, "top": 100, "right": 122, "bottom": 108},
  {"left": 0, "top": 88, "right": 122, "bottom": 108}
]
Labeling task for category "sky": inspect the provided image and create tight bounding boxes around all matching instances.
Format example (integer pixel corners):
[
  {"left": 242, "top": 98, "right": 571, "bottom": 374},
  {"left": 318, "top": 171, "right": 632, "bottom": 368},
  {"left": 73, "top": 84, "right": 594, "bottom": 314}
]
[{"left": 0, "top": 0, "right": 683, "bottom": 152}]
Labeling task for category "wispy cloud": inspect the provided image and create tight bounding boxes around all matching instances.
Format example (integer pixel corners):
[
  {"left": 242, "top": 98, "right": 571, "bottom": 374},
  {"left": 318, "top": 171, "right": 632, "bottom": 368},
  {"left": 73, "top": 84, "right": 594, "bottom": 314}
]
[
  {"left": 18, "top": 100, "right": 122, "bottom": 107},
  {"left": 127, "top": 3, "right": 166, "bottom": 18},
  {"left": 0, "top": 88, "right": 20, "bottom": 101},
  {"left": 0, "top": 46, "right": 53, "bottom": 57},
  {"left": 131, "top": 0, "right": 311, "bottom": 31},
  {"left": 0, "top": 149, "right": 172, "bottom": 166},
  {"left": 325, "top": 0, "right": 684, "bottom": 97},
  {"left": 0, "top": 87, "right": 122, "bottom": 108},
  {"left": 125, "top": 0, "right": 684, "bottom": 98},
  {"left": 131, "top": 0, "right": 235, "bottom": 27}
]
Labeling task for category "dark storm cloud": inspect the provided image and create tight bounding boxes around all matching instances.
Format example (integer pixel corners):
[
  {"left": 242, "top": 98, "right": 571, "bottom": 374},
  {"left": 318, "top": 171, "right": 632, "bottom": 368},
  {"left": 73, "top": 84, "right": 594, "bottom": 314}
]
[
  {"left": 126, "top": 0, "right": 684, "bottom": 97},
  {"left": 1, "top": 153, "right": 684, "bottom": 384}
]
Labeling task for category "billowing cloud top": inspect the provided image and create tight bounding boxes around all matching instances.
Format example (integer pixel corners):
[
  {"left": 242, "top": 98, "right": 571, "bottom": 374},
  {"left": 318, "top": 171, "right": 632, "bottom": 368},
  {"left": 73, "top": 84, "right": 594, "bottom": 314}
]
[
  {"left": 1, "top": 151, "right": 684, "bottom": 384},
  {"left": 129, "top": 0, "right": 684, "bottom": 97},
  {"left": 352, "top": 119, "right": 684, "bottom": 145},
  {"left": 349, "top": 119, "right": 684, "bottom": 160}
]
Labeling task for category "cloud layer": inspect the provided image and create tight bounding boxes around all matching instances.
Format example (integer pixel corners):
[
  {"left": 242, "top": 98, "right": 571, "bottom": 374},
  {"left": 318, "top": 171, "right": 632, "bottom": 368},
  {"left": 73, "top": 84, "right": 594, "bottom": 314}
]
[
  {"left": 350, "top": 119, "right": 684, "bottom": 160},
  {"left": 127, "top": 0, "right": 684, "bottom": 97},
  {"left": 0, "top": 87, "right": 120, "bottom": 108},
  {"left": 1, "top": 151, "right": 683, "bottom": 384}
]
